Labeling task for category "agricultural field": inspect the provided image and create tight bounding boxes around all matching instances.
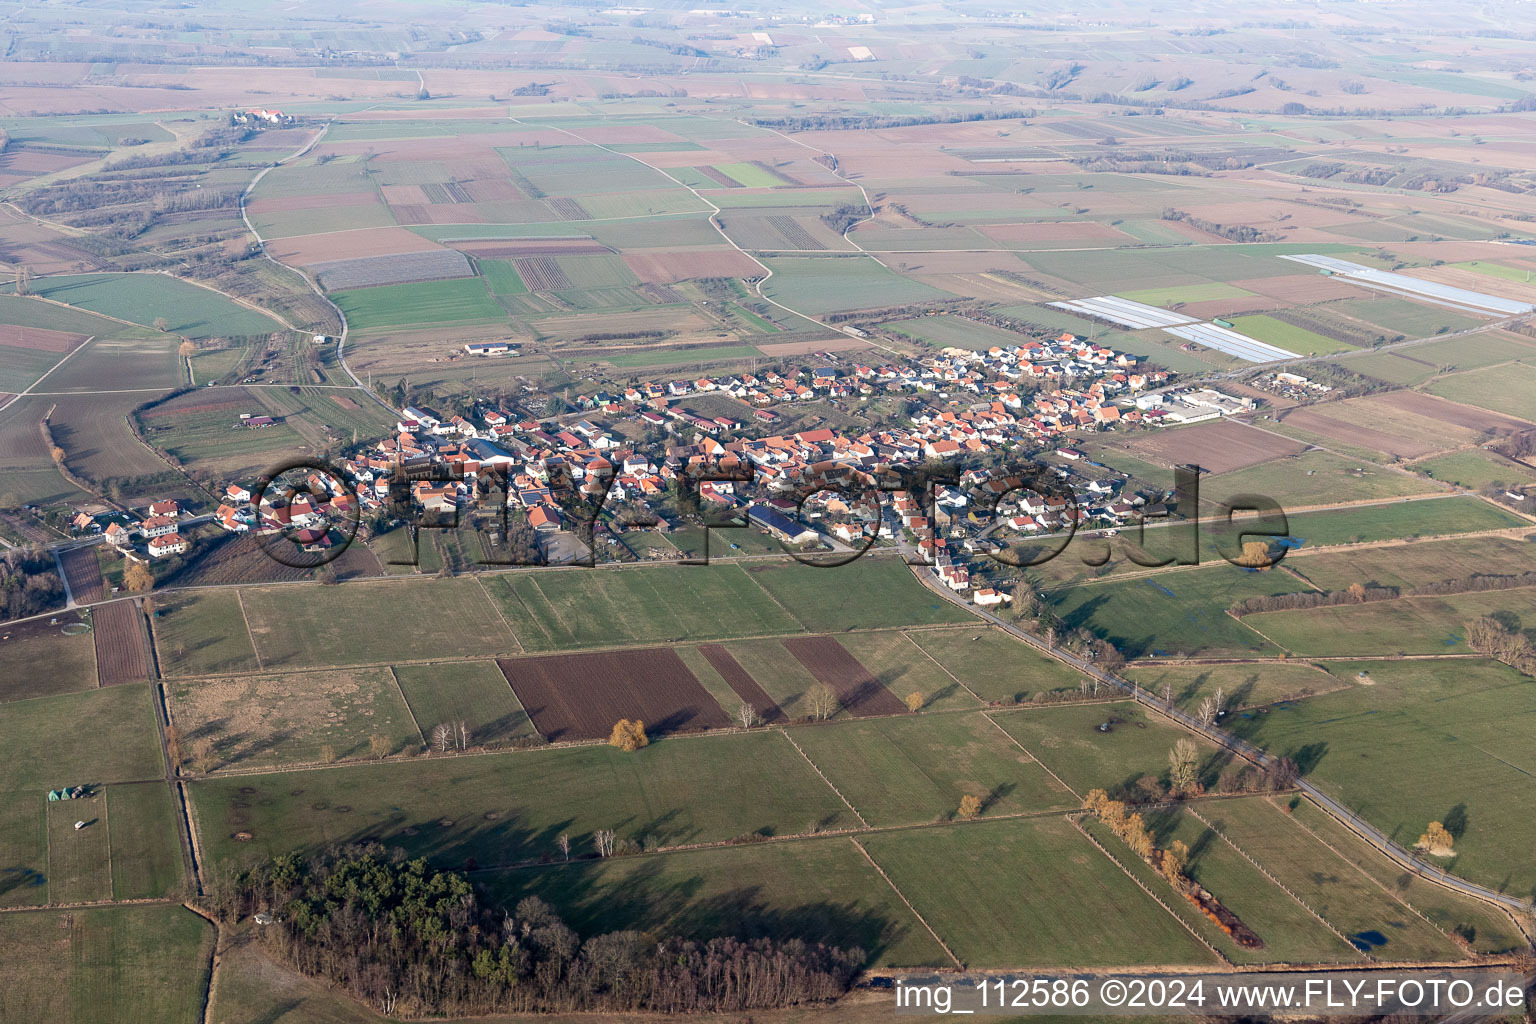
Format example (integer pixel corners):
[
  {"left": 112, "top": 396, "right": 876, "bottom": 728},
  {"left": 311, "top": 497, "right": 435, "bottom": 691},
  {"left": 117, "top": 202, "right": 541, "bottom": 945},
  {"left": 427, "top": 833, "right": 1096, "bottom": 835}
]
[
  {"left": 188, "top": 729, "right": 859, "bottom": 869},
  {"left": 12, "top": 274, "right": 284, "bottom": 338},
  {"left": 1425, "top": 361, "right": 1536, "bottom": 422},
  {"left": 168, "top": 667, "right": 420, "bottom": 769},
  {"left": 151, "top": 589, "right": 262, "bottom": 676},
  {"left": 0, "top": 905, "right": 213, "bottom": 1024},
  {"left": 1413, "top": 449, "right": 1536, "bottom": 489},
  {"left": 1243, "top": 587, "right": 1536, "bottom": 657},
  {"left": 744, "top": 557, "right": 971, "bottom": 633},
  {"left": 1124, "top": 660, "right": 1348, "bottom": 713},
  {"left": 0, "top": 613, "right": 97, "bottom": 703},
  {"left": 92, "top": 598, "right": 151, "bottom": 686},
  {"left": 1226, "top": 314, "right": 1357, "bottom": 356},
  {"left": 1286, "top": 533, "right": 1536, "bottom": 592},
  {"left": 392, "top": 661, "right": 537, "bottom": 748},
  {"left": 1201, "top": 450, "right": 1440, "bottom": 510},
  {"left": 1230, "top": 658, "right": 1536, "bottom": 896},
  {"left": 497, "top": 646, "right": 731, "bottom": 741},
  {"left": 759, "top": 257, "right": 951, "bottom": 315},
  {"left": 860, "top": 817, "right": 1218, "bottom": 968},
  {"left": 788, "top": 712, "right": 1076, "bottom": 826},
  {"left": 1196, "top": 798, "right": 1467, "bottom": 961},
  {"left": 905, "top": 626, "right": 1088, "bottom": 703},
  {"left": 484, "top": 563, "right": 801, "bottom": 650},
  {"left": 991, "top": 701, "right": 1220, "bottom": 799},
  {"left": 331, "top": 277, "right": 508, "bottom": 332},
  {"left": 1039, "top": 562, "right": 1308, "bottom": 659},
  {"left": 480, "top": 836, "right": 950, "bottom": 968},
  {"left": 237, "top": 577, "right": 519, "bottom": 668}
]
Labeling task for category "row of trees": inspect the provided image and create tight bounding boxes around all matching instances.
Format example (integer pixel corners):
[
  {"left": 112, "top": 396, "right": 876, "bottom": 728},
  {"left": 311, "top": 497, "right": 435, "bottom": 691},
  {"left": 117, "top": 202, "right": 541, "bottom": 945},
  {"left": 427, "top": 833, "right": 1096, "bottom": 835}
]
[
  {"left": 1465, "top": 615, "right": 1536, "bottom": 677},
  {"left": 205, "top": 848, "right": 860, "bottom": 1017},
  {"left": 1233, "top": 573, "right": 1536, "bottom": 617}
]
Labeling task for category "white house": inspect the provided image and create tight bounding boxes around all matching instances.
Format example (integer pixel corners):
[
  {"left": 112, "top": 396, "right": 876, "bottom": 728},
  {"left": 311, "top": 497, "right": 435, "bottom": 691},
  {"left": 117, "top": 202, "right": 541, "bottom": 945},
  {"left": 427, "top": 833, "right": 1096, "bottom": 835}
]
[{"left": 147, "top": 533, "right": 187, "bottom": 558}]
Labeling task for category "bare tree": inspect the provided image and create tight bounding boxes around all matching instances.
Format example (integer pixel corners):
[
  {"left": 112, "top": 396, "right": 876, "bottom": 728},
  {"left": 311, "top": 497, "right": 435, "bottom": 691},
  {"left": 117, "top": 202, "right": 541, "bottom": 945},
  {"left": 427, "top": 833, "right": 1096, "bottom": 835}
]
[
  {"left": 807, "top": 684, "right": 840, "bottom": 721},
  {"left": 557, "top": 833, "right": 570, "bottom": 861},
  {"left": 734, "top": 701, "right": 761, "bottom": 730},
  {"left": 1197, "top": 696, "right": 1218, "bottom": 728},
  {"left": 369, "top": 734, "right": 391, "bottom": 760},
  {"left": 456, "top": 719, "right": 470, "bottom": 751},
  {"left": 1162, "top": 683, "right": 1173, "bottom": 707},
  {"left": 593, "top": 829, "right": 616, "bottom": 858},
  {"left": 191, "top": 736, "right": 215, "bottom": 773},
  {"left": 1212, "top": 687, "right": 1225, "bottom": 716},
  {"left": 431, "top": 723, "right": 453, "bottom": 753}
]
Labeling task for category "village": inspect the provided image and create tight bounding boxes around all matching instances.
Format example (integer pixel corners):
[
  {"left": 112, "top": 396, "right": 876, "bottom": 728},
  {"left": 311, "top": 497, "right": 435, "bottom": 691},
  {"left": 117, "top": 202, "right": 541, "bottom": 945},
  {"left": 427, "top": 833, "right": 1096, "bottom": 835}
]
[{"left": 62, "top": 331, "right": 1260, "bottom": 607}]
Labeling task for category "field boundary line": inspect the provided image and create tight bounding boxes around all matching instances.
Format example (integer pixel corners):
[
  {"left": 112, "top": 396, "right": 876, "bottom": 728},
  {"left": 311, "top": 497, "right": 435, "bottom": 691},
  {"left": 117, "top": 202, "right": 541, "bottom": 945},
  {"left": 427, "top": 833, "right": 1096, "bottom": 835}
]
[
  {"left": 233, "top": 589, "right": 263, "bottom": 671},
  {"left": 849, "top": 837, "right": 963, "bottom": 969},
  {"left": 42, "top": 796, "right": 53, "bottom": 905},
  {"left": 388, "top": 666, "right": 428, "bottom": 748},
  {"left": 900, "top": 629, "right": 985, "bottom": 704},
  {"left": 1271, "top": 797, "right": 1472, "bottom": 958},
  {"left": 1069, "top": 815, "right": 1231, "bottom": 967},
  {"left": 777, "top": 728, "right": 868, "bottom": 828},
  {"left": 733, "top": 561, "right": 808, "bottom": 629},
  {"left": 1222, "top": 609, "right": 1291, "bottom": 655},
  {"left": 0, "top": 334, "right": 95, "bottom": 414},
  {"left": 521, "top": 573, "right": 578, "bottom": 646},
  {"left": 100, "top": 789, "right": 115, "bottom": 902},
  {"left": 1186, "top": 805, "right": 1367, "bottom": 962},
  {"left": 980, "top": 712, "right": 1081, "bottom": 801},
  {"left": 476, "top": 574, "right": 525, "bottom": 654}
]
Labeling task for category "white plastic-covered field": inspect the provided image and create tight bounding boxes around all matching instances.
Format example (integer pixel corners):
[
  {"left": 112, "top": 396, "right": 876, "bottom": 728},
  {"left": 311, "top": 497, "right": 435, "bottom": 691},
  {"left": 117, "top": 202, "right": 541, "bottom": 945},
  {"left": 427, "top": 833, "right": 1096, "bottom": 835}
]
[
  {"left": 1048, "top": 296, "right": 1201, "bottom": 329},
  {"left": 1280, "top": 254, "right": 1534, "bottom": 316},
  {"left": 1161, "top": 322, "right": 1294, "bottom": 363}
]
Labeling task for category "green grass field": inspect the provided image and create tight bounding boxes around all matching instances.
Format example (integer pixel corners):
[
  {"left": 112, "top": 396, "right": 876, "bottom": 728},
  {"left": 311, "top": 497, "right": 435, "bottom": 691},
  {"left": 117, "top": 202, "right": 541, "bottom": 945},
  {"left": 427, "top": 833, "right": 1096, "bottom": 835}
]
[
  {"left": 478, "top": 259, "right": 527, "bottom": 295},
  {"left": 745, "top": 557, "right": 972, "bottom": 633},
  {"left": 1273, "top": 494, "right": 1525, "bottom": 547},
  {"left": 485, "top": 563, "right": 800, "bottom": 651},
  {"left": 1345, "top": 297, "right": 1488, "bottom": 337},
  {"left": 714, "top": 162, "right": 787, "bottom": 188},
  {"left": 151, "top": 590, "right": 262, "bottom": 676},
  {"left": 1286, "top": 798, "right": 1529, "bottom": 954},
  {"left": 1040, "top": 563, "right": 1306, "bottom": 659},
  {"left": 788, "top": 712, "right": 1076, "bottom": 826},
  {"left": 104, "top": 782, "right": 184, "bottom": 900},
  {"left": 478, "top": 837, "right": 951, "bottom": 967},
  {"left": 1117, "top": 282, "right": 1254, "bottom": 306},
  {"left": 0, "top": 618, "right": 96, "bottom": 703},
  {"left": 238, "top": 578, "right": 519, "bottom": 668},
  {"left": 16, "top": 273, "right": 284, "bottom": 337},
  {"left": 168, "top": 667, "right": 421, "bottom": 768},
  {"left": 1085, "top": 808, "right": 1359, "bottom": 965},
  {"left": 1425, "top": 361, "right": 1536, "bottom": 422},
  {"left": 1197, "top": 798, "right": 1466, "bottom": 961},
  {"left": 759, "top": 257, "right": 951, "bottom": 315},
  {"left": 0, "top": 905, "right": 213, "bottom": 1024},
  {"left": 1414, "top": 450, "right": 1536, "bottom": 489},
  {"left": 862, "top": 817, "right": 1218, "bottom": 968},
  {"left": 5, "top": 684, "right": 164, "bottom": 790},
  {"left": 1124, "top": 661, "right": 1345, "bottom": 712},
  {"left": 991, "top": 701, "right": 1219, "bottom": 799},
  {"left": 1202, "top": 450, "right": 1439, "bottom": 510},
  {"left": 1287, "top": 533, "right": 1536, "bottom": 592},
  {"left": 1448, "top": 260, "right": 1536, "bottom": 284},
  {"left": 392, "top": 661, "right": 538, "bottom": 747},
  {"left": 835, "top": 629, "right": 981, "bottom": 712},
  {"left": 1228, "top": 658, "right": 1536, "bottom": 897},
  {"left": 47, "top": 793, "right": 111, "bottom": 903},
  {"left": 43, "top": 333, "right": 184, "bottom": 392},
  {"left": 1244, "top": 586, "right": 1536, "bottom": 657},
  {"left": 906, "top": 626, "right": 1088, "bottom": 703},
  {"left": 1228, "top": 314, "right": 1357, "bottom": 356},
  {"left": 332, "top": 277, "right": 508, "bottom": 332},
  {"left": 189, "top": 730, "right": 857, "bottom": 870}
]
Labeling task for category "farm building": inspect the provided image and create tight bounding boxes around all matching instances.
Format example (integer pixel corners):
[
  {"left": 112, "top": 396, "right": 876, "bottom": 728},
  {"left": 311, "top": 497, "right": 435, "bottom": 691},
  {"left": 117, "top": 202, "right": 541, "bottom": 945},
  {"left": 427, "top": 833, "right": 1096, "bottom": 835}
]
[{"left": 465, "top": 341, "right": 516, "bottom": 356}]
